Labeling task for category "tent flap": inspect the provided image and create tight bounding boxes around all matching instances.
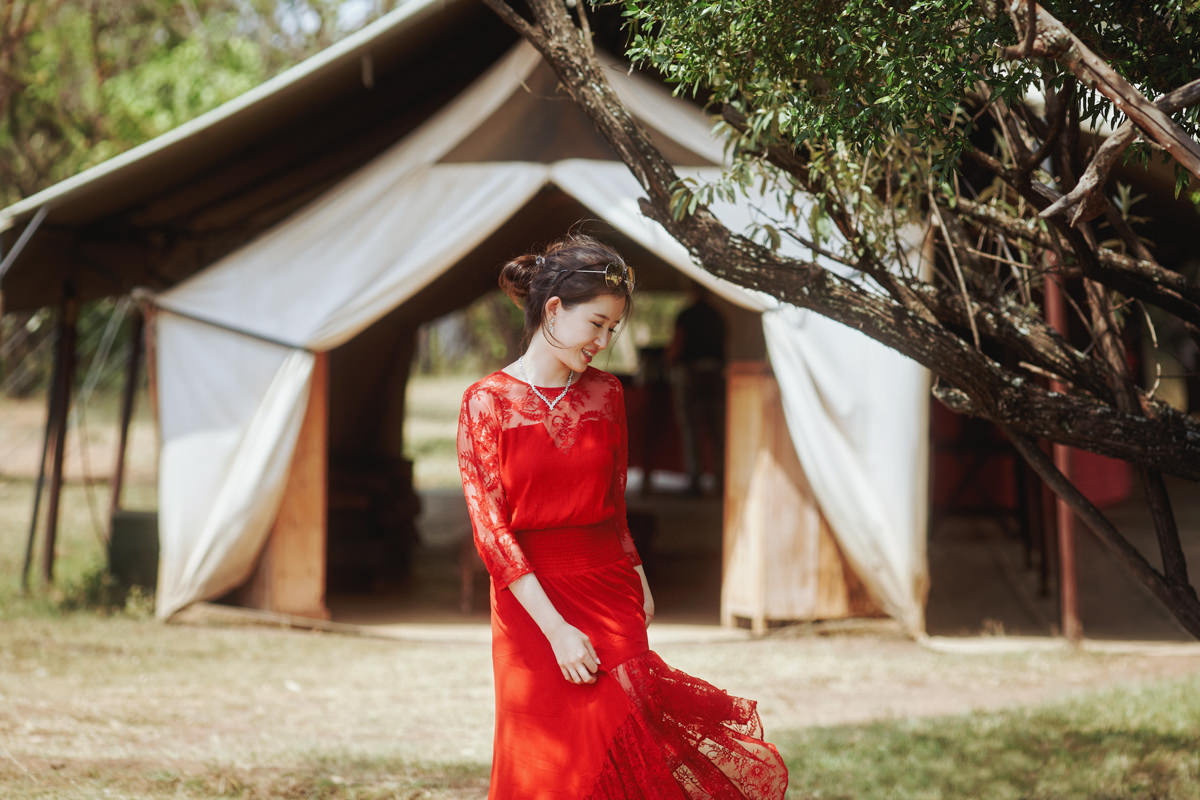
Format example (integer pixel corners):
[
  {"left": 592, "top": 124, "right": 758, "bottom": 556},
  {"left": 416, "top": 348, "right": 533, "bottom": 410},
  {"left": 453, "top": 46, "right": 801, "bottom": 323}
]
[{"left": 764, "top": 307, "right": 929, "bottom": 634}]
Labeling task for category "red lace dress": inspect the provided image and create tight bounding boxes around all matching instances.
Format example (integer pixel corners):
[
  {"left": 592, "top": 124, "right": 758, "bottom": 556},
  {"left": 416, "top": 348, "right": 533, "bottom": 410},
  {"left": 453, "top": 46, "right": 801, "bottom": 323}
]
[{"left": 457, "top": 366, "right": 788, "bottom": 800}]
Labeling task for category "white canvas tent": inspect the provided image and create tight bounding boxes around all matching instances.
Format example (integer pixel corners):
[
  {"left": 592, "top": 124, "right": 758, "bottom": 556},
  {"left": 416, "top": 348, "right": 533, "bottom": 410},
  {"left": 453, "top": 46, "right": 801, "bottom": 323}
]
[{"left": 149, "top": 38, "right": 931, "bottom": 633}]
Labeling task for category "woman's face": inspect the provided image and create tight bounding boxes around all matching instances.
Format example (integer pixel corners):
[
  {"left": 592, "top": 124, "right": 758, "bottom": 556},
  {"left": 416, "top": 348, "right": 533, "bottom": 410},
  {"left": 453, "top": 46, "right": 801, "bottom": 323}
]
[{"left": 545, "top": 293, "right": 628, "bottom": 373}]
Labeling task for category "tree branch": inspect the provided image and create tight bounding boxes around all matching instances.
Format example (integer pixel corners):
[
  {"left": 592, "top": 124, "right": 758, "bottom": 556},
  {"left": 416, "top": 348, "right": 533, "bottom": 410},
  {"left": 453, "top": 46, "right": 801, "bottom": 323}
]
[
  {"left": 1022, "top": 80, "right": 1069, "bottom": 172},
  {"left": 954, "top": 198, "right": 1200, "bottom": 323},
  {"left": 1007, "top": 3, "right": 1200, "bottom": 178},
  {"left": 1004, "top": 428, "right": 1200, "bottom": 638},
  {"left": 929, "top": 192, "right": 982, "bottom": 348},
  {"left": 719, "top": 105, "right": 940, "bottom": 322},
  {"left": 1041, "top": 78, "right": 1200, "bottom": 225},
  {"left": 1082, "top": 277, "right": 1193, "bottom": 589},
  {"left": 478, "top": 0, "right": 542, "bottom": 45}
]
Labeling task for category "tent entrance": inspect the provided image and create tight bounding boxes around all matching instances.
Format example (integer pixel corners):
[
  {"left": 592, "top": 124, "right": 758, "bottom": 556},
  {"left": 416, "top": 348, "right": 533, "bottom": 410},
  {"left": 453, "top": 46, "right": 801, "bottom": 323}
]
[
  {"left": 325, "top": 300, "right": 420, "bottom": 596},
  {"left": 312, "top": 200, "right": 744, "bottom": 624}
]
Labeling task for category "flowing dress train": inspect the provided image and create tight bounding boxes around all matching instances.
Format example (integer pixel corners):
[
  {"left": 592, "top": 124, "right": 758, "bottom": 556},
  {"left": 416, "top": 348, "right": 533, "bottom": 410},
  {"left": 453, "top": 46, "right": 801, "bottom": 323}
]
[{"left": 458, "top": 367, "right": 788, "bottom": 800}]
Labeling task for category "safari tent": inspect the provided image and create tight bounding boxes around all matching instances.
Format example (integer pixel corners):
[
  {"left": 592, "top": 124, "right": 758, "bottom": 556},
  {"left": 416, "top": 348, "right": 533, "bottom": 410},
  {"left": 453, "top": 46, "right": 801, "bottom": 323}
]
[{"left": 0, "top": 0, "right": 929, "bottom": 634}]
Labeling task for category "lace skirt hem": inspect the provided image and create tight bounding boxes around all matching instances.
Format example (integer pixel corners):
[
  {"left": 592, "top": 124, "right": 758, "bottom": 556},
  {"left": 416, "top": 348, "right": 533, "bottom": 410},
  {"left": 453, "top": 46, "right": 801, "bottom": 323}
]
[{"left": 584, "top": 651, "right": 789, "bottom": 800}]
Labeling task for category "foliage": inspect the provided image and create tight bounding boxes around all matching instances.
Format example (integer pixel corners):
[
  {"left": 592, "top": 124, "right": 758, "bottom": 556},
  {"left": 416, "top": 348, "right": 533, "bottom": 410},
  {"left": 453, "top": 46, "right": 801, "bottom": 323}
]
[
  {"left": 616, "top": 1, "right": 1200, "bottom": 164},
  {"left": 598, "top": 0, "right": 1200, "bottom": 422},
  {"left": 622, "top": 1, "right": 1020, "bottom": 164},
  {"left": 0, "top": 1, "right": 404, "bottom": 207},
  {"left": 50, "top": 560, "right": 156, "bottom": 616},
  {"left": 613, "top": 1, "right": 1200, "bottom": 275}
]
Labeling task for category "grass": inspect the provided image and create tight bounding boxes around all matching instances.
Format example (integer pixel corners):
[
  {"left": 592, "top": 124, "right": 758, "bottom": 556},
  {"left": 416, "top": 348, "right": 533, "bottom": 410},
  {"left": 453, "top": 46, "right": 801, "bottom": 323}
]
[
  {"left": 0, "top": 477, "right": 157, "bottom": 617},
  {"left": 403, "top": 373, "right": 475, "bottom": 491},
  {"left": 779, "top": 675, "right": 1200, "bottom": 799},
  {"left": 0, "top": 758, "right": 491, "bottom": 800},
  {"left": 0, "top": 385, "right": 158, "bottom": 616}
]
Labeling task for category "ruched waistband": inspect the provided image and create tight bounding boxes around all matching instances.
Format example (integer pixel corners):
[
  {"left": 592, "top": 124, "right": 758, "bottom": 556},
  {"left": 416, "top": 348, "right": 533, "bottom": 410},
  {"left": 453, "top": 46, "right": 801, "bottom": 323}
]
[{"left": 515, "top": 521, "right": 626, "bottom": 575}]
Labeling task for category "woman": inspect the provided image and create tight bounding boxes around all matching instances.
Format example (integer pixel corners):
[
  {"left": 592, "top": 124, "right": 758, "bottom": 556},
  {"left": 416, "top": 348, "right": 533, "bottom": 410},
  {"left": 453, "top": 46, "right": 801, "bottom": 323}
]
[{"left": 457, "top": 234, "right": 788, "bottom": 799}]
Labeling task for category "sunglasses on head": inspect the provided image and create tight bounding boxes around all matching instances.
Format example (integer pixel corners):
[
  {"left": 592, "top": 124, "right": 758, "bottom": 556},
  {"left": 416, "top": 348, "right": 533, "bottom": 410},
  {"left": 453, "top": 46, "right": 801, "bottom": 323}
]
[{"left": 572, "top": 262, "right": 636, "bottom": 292}]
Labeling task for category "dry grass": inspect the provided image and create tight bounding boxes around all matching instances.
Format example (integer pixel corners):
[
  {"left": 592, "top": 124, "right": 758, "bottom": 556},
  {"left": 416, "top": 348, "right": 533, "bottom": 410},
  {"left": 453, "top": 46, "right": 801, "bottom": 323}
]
[
  {"left": 2, "top": 612, "right": 1200, "bottom": 798},
  {"left": 0, "top": 615, "right": 494, "bottom": 799},
  {"left": 403, "top": 374, "right": 476, "bottom": 491}
]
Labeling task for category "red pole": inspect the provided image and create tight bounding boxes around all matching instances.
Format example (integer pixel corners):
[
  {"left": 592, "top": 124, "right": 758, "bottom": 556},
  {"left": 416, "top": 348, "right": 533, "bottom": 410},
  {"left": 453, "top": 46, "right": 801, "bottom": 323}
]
[{"left": 1043, "top": 275, "right": 1082, "bottom": 642}]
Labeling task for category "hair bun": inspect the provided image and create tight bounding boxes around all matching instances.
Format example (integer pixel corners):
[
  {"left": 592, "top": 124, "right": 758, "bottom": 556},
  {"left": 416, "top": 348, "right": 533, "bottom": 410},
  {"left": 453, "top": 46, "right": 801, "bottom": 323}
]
[{"left": 498, "top": 253, "right": 543, "bottom": 306}]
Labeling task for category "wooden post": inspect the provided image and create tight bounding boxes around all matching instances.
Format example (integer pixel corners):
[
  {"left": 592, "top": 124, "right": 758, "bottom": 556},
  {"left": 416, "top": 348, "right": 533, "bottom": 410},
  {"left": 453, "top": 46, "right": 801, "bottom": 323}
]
[
  {"left": 108, "top": 308, "right": 144, "bottom": 528},
  {"left": 0, "top": 250, "right": 5, "bottom": 349},
  {"left": 21, "top": 317, "right": 57, "bottom": 591},
  {"left": 141, "top": 304, "right": 160, "bottom": 446},
  {"left": 1044, "top": 276, "right": 1082, "bottom": 642},
  {"left": 237, "top": 351, "right": 330, "bottom": 619},
  {"left": 41, "top": 290, "right": 79, "bottom": 584}
]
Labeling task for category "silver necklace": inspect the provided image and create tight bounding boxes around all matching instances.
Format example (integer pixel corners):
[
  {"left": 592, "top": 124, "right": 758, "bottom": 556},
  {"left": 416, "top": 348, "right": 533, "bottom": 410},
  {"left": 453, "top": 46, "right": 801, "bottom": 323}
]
[{"left": 518, "top": 355, "right": 574, "bottom": 410}]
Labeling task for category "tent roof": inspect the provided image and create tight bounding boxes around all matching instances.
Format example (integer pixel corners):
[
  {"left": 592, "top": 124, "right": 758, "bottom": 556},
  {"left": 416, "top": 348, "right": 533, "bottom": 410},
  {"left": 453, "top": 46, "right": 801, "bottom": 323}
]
[{"left": 0, "top": 0, "right": 515, "bottom": 312}]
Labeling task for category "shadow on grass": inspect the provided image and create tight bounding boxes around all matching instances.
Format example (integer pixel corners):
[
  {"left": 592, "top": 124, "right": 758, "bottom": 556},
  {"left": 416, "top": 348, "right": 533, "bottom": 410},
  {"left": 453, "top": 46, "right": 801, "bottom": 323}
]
[{"left": 777, "top": 681, "right": 1200, "bottom": 800}]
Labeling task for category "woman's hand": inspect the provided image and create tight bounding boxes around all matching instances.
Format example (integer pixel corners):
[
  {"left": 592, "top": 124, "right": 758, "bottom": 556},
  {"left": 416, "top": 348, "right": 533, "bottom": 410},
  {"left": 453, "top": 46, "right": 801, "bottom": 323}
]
[
  {"left": 547, "top": 621, "right": 600, "bottom": 684},
  {"left": 505, "top": 573, "right": 600, "bottom": 684},
  {"left": 634, "top": 565, "right": 655, "bottom": 627}
]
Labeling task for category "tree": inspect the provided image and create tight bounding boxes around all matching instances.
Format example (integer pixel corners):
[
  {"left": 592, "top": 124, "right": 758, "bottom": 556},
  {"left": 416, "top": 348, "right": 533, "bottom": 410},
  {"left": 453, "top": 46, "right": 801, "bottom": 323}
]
[
  {"left": 0, "top": 0, "right": 404, "bottom": 209},
  {"left": 479, "top": 0, "right": 1200, "bottom": 636},
  {"left": 0, "top": 0, "right": 403, "bottom": 392}
]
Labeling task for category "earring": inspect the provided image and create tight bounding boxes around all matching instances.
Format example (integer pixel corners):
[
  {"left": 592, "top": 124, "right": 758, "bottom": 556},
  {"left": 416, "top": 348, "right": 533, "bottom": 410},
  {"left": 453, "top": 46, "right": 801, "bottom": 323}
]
[{"left": 549, "top": 317, "right": 557, "bottom": 334}]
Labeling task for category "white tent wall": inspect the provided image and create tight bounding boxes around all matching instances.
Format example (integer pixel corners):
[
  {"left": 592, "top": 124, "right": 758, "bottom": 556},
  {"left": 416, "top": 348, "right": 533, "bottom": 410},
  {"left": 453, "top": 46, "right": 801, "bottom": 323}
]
[
  {"left": 152, "top": 39, "right": 931, "bottom": 635},
  {"left": 764, "top": 309, "right": 930, "bottom": 633}
]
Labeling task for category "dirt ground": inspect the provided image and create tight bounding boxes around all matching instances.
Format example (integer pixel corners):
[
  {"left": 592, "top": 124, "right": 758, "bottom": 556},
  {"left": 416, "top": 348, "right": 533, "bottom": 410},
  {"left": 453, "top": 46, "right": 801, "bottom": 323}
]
[{"left": 3, "top": 612, "right": 1200, "bottom": 789}]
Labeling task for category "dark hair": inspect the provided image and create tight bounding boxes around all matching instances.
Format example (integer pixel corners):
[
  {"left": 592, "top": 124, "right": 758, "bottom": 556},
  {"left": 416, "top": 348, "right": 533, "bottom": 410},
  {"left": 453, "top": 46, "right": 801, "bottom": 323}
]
[{"left": 499, "top": 233, "right": 634, "bottom": 350}]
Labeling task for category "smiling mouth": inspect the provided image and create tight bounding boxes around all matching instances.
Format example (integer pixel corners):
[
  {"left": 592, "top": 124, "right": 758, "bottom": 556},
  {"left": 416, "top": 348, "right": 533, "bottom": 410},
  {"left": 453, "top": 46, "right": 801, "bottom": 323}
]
[{"left": 582, "top": 348, "right": 596, "bottom": 361}]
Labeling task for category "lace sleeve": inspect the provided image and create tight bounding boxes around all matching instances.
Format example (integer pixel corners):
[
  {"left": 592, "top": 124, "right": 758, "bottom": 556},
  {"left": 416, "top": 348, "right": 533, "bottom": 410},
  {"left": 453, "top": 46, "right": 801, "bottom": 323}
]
[
  {"left": 457, "top": 387, "right": 533, "bottom": 590},
  {"left": 609, "top": 376, "right": 642, "bottom": 567}
]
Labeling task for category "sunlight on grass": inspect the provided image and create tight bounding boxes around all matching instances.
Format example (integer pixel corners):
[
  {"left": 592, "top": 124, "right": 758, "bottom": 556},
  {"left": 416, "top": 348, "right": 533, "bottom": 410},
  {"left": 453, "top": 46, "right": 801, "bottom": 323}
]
[
  {"left": 404, "top": 374, "right": 475, "bottom": 491},
  {"left": 777, "top": 674, "right": 1200, "bottom": 800}
]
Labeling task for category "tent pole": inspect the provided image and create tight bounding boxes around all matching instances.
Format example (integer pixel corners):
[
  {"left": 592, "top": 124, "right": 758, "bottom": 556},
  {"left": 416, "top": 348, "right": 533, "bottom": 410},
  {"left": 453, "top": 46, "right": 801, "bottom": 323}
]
[
  {"left": 108, "top": 306, "right": 144, "bottom": 530},
  {"left": 1043, "top": 275, "right": 1082, "bottom": 642},
  {"left": 20, "top": 318, "right": 58, "bottom": 592},
  {"left": 0, "top": 234, "right": 5, "bottom": 350},
  {"left": 41, "top": 287, "right": 79, "bottom": 584},
  {"left": 132, "top": 289, "right": 310, "bottom": 352},
  {"left": 0, "top": 205, "right": 48, "bottom": 283}
]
